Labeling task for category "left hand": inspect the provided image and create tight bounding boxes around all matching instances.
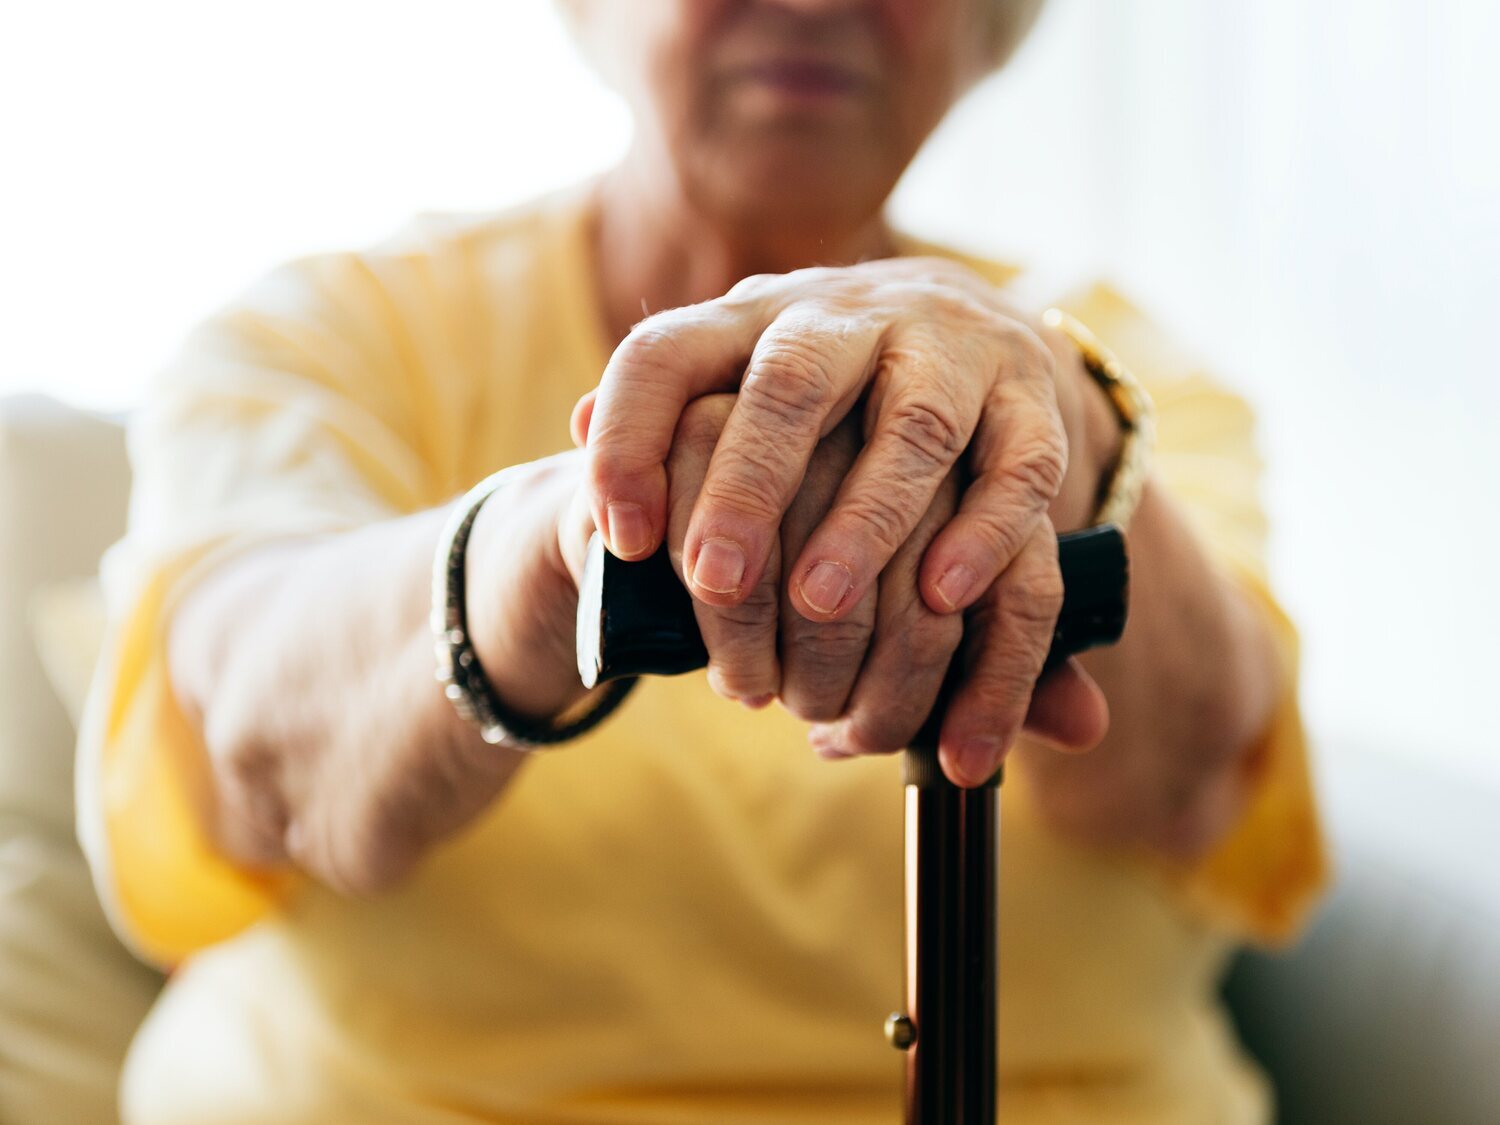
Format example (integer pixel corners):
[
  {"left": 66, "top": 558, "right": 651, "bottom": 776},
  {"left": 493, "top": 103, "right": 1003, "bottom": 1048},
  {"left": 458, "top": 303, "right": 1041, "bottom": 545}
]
[{"left": 580, "top": 257, "right": 1112, "bottom": 783}]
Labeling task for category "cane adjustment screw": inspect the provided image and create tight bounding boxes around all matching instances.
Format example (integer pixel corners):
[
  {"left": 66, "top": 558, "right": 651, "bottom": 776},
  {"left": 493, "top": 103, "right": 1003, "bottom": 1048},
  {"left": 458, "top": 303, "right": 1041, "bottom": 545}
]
[{"left": 884, "top": 1012, "right": 916, "bottom": 1050}]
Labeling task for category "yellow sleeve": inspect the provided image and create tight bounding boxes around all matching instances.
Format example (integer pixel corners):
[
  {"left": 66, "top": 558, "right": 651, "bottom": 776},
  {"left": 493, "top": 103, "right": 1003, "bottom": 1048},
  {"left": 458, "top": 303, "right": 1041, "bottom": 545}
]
[
  {"left": 1060, "top": 282, "right": 1330, "bottom": 947},
  {"left": 78, "top": 253, "right": 437, "bottom": 967}
]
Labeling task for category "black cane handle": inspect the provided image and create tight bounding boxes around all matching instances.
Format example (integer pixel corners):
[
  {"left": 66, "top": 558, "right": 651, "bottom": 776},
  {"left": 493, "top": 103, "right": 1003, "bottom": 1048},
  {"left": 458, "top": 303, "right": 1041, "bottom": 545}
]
[{"left": 576, "top": 524, "right": 1129, "bottom": 748}]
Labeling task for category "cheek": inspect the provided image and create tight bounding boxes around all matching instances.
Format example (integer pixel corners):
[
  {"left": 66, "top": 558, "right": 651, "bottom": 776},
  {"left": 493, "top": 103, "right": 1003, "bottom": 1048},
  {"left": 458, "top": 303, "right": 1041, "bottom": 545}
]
[
  {"left": 880, "top": 0, "right": 930, "bottom": 54},
  {"left": 881, "top": 0, "right": 964, "bottom": 53},
  {"left": 886, "top": 0, "right": 972, "bottom": 114},
  {"left": 881, "top": 0, "right": 983, "bottom": 88},
  {"left": 636, "top": 1, "right": 730, "bottom": 128},
  {"left": 593, "top": 1, "right": 715, "bottom": 105}
]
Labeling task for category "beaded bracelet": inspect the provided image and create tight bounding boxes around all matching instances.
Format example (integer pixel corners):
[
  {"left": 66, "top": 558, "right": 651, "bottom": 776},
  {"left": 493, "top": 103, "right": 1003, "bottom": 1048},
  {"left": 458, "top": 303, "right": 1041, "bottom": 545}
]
[{"left": 431, "top": 467, "right": 636, "bottom": 748}]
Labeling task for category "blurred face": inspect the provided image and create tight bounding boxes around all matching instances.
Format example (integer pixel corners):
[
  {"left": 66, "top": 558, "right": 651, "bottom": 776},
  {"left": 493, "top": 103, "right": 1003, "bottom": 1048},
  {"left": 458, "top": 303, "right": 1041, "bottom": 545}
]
[{"left": 573, "top": 0, "right": 993, "bottom": 233}]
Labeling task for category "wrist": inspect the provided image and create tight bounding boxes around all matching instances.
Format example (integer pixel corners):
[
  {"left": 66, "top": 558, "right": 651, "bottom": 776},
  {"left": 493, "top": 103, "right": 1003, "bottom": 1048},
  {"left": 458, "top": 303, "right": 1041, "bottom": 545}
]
[
  {"left": 1046, "top": 333, "right": 1123, "bottom": 532},
  {"left": 463, "top": 470, "right": 589, "bottom": 724}
]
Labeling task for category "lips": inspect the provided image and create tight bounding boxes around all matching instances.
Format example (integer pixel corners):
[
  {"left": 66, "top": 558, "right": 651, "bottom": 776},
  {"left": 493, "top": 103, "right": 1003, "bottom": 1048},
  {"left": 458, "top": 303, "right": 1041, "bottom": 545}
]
[{"left": 727, "top": 58, "right": 868, "bottom": 101}]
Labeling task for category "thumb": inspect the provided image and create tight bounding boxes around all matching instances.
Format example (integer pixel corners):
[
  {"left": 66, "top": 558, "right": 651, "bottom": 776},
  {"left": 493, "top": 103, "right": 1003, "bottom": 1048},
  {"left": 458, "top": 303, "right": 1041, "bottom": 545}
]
[{"left": 1022, "top": 657, "right": 1109, "bottom": 752}]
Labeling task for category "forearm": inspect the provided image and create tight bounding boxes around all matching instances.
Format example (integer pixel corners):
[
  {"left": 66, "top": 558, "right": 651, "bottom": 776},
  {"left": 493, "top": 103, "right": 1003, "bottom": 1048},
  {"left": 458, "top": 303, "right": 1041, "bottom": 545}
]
[
  {"left": 1022, "top": 329, "right": 1281, "bottom": 858},
  {"left": 1025, "top": 477, "right": 1280, "bottom": 857},
  {"left": 168, "top": 464, "right": 584, "bottom": 893}
]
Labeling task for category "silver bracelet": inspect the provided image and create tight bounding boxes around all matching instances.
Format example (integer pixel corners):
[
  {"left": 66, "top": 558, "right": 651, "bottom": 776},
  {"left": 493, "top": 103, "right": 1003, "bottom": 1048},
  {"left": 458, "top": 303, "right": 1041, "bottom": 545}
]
[{"left": 431, "top": 467, "right": 635, "bottom": 747}]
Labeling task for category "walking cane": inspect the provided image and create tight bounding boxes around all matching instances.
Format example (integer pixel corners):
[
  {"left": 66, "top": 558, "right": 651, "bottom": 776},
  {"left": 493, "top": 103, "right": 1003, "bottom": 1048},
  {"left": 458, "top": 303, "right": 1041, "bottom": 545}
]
[{"left": 577, "top": 526, "right": 1129, "bottom": 1124}]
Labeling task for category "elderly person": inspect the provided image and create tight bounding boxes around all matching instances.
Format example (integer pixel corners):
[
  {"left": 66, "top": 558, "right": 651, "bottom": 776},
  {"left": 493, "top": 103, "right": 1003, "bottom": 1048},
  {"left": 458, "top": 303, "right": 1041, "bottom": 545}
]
[{"left": 80, "top": 0, "right": 1326, "bottom": 1121}]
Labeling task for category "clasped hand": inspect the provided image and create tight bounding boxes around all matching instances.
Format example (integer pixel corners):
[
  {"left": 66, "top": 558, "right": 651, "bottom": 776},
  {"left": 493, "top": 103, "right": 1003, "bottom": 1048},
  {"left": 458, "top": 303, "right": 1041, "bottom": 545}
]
[{"left": 574, "top": 257, "right": 1108, "bottom": 785}]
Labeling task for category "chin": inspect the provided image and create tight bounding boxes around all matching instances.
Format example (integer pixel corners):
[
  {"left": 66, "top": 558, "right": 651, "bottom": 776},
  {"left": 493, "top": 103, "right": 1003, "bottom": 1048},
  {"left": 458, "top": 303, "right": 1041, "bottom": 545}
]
[{"left": 692, "top": 134, "right": 898, "bottom": 239}]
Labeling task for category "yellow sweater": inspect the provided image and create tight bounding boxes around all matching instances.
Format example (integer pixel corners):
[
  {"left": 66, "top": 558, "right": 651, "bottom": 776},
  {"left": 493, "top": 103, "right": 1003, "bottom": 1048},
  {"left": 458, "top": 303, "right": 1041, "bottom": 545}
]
[{"left": 78, "top": 186, "right": 1326, "bottom": 1124}]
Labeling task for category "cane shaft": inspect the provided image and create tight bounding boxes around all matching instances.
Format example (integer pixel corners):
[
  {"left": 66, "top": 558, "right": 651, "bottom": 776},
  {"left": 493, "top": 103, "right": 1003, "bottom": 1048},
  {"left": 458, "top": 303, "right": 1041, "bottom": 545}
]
[{"left": 959, "top": 779, "right": 998, "bottom": 1122}]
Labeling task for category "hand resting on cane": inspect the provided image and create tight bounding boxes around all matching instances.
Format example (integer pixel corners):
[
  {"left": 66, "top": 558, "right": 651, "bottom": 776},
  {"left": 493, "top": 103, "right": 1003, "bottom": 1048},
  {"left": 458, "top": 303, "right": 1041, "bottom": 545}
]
[
  {"left": 580, "top": 257, "right": 1119, "bottom": 786},
  {"left": 565, "top": 393, "right": 1108, "bottom": 765},
  {"left": 166, "top": 386, "right": 1093, "bottom": 896}
]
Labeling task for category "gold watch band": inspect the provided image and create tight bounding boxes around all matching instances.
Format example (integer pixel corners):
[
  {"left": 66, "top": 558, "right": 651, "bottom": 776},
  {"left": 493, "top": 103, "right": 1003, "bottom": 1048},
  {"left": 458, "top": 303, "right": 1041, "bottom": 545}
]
[{"left": 1042, "top": 307, "right": 1156, "bottom": 529}]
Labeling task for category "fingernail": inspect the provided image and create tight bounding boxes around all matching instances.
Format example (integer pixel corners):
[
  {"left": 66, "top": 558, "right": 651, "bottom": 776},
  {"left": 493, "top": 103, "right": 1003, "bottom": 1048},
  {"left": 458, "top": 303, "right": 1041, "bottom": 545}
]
[
  {"left": 800, "top": 560, "right": 854, "bottom": 616},
  {"left": 951, "top": 734, "right": 1005, "bottom": 786},
  {"left": 933, "top": 564, "right": 977, "bottom": 611},
  {"left": 742, "top": 694, "right": 775, "bottom": 710},
  {"left": 606, "top": 502, "right": 652, "bottom": 559},
  {"left": 693, "top": 537, "right": 746, "bottom": 594}
]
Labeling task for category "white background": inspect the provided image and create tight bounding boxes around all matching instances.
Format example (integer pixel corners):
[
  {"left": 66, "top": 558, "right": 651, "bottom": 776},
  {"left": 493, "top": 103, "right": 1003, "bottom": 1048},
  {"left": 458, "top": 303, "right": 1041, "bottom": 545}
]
[{"left": 2, "top": 0, "right": 1496, "bottom": 784}]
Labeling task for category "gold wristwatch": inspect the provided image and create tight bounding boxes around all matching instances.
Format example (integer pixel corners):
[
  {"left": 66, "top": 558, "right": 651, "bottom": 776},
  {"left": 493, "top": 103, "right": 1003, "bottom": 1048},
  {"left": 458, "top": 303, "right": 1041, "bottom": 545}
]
[{"left": 1042, "top": 307, "right": 1156, "bottom": 528}]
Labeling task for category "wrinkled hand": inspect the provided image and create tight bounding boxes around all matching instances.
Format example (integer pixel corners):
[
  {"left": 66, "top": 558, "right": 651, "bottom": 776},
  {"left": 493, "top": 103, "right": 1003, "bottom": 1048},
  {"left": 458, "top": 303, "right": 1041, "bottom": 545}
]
[
  {"left": 579, "top": 259, "right": 1107, "bottom": 783},
  {"left": 571, "top": 393, "right": 1107, "bottom": 783}
]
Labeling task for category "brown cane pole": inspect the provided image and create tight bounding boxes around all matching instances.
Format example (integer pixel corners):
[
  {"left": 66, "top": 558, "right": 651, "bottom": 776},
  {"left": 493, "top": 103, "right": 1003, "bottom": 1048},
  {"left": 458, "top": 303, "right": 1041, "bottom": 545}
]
[{"left": 578, "top": 526, "right": 1128, "bottom": 1124}]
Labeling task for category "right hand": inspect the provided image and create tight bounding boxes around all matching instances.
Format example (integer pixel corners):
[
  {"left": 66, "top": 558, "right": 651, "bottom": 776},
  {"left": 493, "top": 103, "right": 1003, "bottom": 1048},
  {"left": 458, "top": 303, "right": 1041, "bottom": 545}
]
[{"left": 574, "top": 392, "right": 1105, "bottom": 769}]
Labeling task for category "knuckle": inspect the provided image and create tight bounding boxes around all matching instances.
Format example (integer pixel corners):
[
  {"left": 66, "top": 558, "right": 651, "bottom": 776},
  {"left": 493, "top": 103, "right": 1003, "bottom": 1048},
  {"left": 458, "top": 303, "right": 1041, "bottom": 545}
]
[
  {"left": 965, "top": 511, "right": 1029, "bottom": 570},
  {"left": 586, "top": 439, "right": 654, "bottom": 495},
  {"left": 584, "top": 444, "right": 622, "bottom": 486},
  {"left": 967, "top": 677, "right": 1031, "bottom": 729},
  {"left": 904, "top": 613, "right": 963, "bottom": 676},
  {"left": 743, "top": 340, "right": 832, "bottom": 422},
  {"left": 725, "top": 272, "right": 779, "bottom": 302},
  {"left": 838, "top": 713, "right": 905, "bottom": 757},
  {"left": 709, "top": 583, "right": 780, "bottom": 631},
  {"left": 1001, "top": 436, "right": 1068, "bottom": 507},
  {"left": 789, "top": 617, "right": 872, "bottom": 666},
  {"left": 838, "top": 491, "right": 915, "bottom": 556},
  {"left": 781, "top": 691, "right": 846, "bottom": 724},
  {"left": 886, "top": 397, "right": 967, "bottom": 471},
  {"left": 616, "top": 313, "right": 694, "bottom": 371},
  {"left": 707, "top": 661, "right": 775, "bottom": 700},
  {"left": 329, "top": 813, "right": 409, "bottom": 898},
  {"left": 780, "top": 620, "right": 871, "bottom": 722},
  {"left": 1004, "top": 568, "right": 1065, "bottom": 631},
  {"left": 704, "top": 614, "right": 780, "bottom": 695},
  {"left": 964, "top": 643, "right": 1042, "bottom": 710},
  {"left": 701, "top": 461, "right": 786, "bottom": 524},
  {"left": 211, "top": 733, "right": 292, "bottom": 865}
]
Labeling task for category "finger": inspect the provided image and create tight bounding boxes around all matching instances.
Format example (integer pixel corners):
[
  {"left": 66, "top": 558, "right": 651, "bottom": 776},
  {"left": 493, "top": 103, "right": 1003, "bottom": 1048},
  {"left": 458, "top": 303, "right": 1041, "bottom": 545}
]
[
  {"left": 682, "top": 306, "right": 882, "bottom": 606},
  {"left": 918, "top": 325, "right": 1068, "bottom": 615},
  {"left": 788, "top": 326, "right": 985, "bottom": 622},
  {"left": 776, "top": 418, "right": 875, "bottom": 723},
  {"left": 569, "top": 390, "right": 597, "bottom": 449},
  {"left": 586, "top": 307, "right": 761, "bottom": 561},
  {"left": 809, "top": 470, "right": 963, "bottom": 758},
  {"left": 938, "top": 521, "right": 1064, "bottom": 787},
  {"left": 667, "top": 395, "right": 781, "bottom": 703},
  {"left": 1022, "top": 657, "right": 1109, "bottom": 752},
  {"left": 699, "top": 547, "right": 784, "bottom": 704}
]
